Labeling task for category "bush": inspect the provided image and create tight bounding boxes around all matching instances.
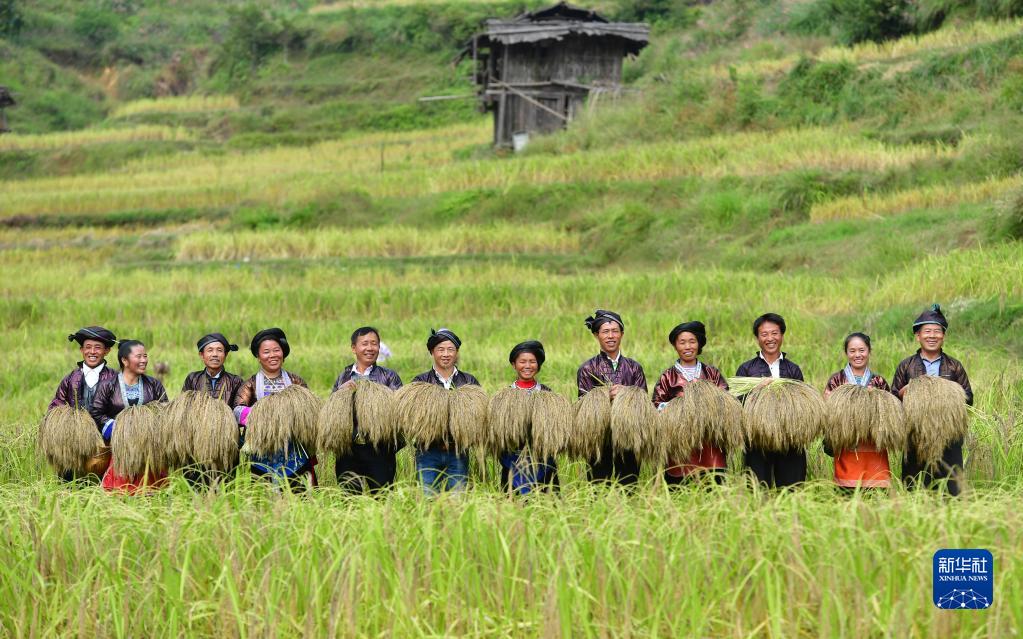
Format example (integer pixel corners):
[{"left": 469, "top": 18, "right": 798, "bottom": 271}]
[
  {"left": 211, "top": 4, "right": 307, "bottom": 86},
  {"left": 831, "top": 0, "right": 914, "bottom": 44},
  {"left": 71, "top": 6, "right": 120, "bottom": 48},
  {"left": 0, "top": 0, "right": 23, "bottom": 38}
]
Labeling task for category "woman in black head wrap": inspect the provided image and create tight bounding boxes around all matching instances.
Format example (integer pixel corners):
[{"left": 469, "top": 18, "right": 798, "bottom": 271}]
[
  {"left": 652, "top": 321, "right": 731, "bottom": 485},
  {"left": 232, "top": 328, "right": 318, "bottom": 490},
  {"left": 499, "top": 340, "right": 559, "bottom": 494}
]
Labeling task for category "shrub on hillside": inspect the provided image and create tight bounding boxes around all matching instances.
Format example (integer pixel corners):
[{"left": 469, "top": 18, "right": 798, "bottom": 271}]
[{"left": 0, "top": 0, "right": 23, "bottom": 38}]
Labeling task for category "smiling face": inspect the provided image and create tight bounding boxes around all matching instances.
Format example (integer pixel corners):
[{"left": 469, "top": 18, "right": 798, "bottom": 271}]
[
  {"left": 258, "top": 340, "right": 284, "bottom": 375},
  {"left": 201, "top": 342, "right": 227, "bottom": 373},
  {"left": 352, "top": 332, "right": 380, "bottom": 369},
  {"left": 80, "top": 339, "right": 111, "bottom": 368},
  {"left": 594, "top": 322, "right": 622, "bottom": 357},
  {"left": 431, "top": 341, "right": 458, "bottom": 371},
  {"left": 915, "top": 324, "right": 945, "bottom": 355},
  {"left": 845, "top": 336, "right": 870, "bottom": 372},
  {"left": 673, "top": 331, "right": 700, "bottom": 365},
  {"left": 121, "top": 345, "right": 148, "bottom": 376},
  {"left": 756, "top": 321, "right": 784, "bottom": 358},
  {"left": 513, "top": 352, "right": 539, "bottom": 381}
]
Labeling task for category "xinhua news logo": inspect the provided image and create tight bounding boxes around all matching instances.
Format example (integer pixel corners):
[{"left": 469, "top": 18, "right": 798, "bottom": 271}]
[{"left": 933, "top": 549, "right": 993, "bottom": 609}]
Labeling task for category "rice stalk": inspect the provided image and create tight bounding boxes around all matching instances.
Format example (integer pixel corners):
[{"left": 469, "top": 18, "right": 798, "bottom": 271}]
[
  {"left": 448, "top": 384, "right": 489, "bottom": 453},
  {"left": 279, "top": 385, "right": 324, "bottom": 454},
  {"left": 610, "top": 385, "right": 662, "bottom": 463},
  {"left": 658, "top": 398, "right": 702, "bottom": 464},
  {"left": 112, "top": 404, "right": 166, "bottom": 477},
  {"left": 190, "top": 392, "right": 240, "bottom": 471},
  {"left": 244, "top": 392, "right": 293, "bottom": 457},
  {"left": 353, "top": 379, "right": 398, "bottom": 449},
  {"left": 395, "top": 382, "right": 449, "bottom": 448},
  {"left": 682, "top": 380, "right": 744, "bottom": 452},
  {"left": 824, "top": 384, "right": 907, "bottom": 452},
  {"left": 903, "top": 375, "right": 969, "bottom": 464},
  {"left": 530, "top": 390, "right": 573, "bottom": 461},
  {"left": 571, "top": 386, "right": 611, "bottom": 462},
  {"left": 162, "top": 391, "right": 200, "bottom": 468},
  {"left": 741, "top": 379, "right": 826, "bottom": 451},
  {"left": 38, "top": 406, "right": 104, "bottom": 474},
  {"left": 487, "top": 387, "right": 534, "bottom": 453},
  {"left": 318, "top": 385, "right": 355, "bottom": 455}
]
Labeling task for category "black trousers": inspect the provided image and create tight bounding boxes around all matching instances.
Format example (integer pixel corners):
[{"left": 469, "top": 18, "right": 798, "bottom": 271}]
[
  {"left": 902, "top": 438, "right": 964, "bottom": 496},
  {"left": 744, "top": 448, "right": 806, "bottom": 488},
  {"left": 334, "top": 443, "right": 398, "bottom": 493},
  {"left": 588, "top": 445, "right": 640, "bottom": 485}
]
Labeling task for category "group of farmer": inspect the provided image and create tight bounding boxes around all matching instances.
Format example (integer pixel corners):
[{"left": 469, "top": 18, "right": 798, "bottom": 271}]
[{"left": 49, "top": 302, "right": 972, "bottom": 495}]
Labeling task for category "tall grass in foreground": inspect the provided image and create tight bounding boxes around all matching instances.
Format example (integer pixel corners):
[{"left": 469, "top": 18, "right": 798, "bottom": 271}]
[{"left": 0, "top": 478, "right": 1017, "bottom": 638}]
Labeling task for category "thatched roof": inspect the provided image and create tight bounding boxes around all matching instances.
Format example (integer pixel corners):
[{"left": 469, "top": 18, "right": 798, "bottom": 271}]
[{"left": 472, "top": 2, "right": 649, "bottom": 55}]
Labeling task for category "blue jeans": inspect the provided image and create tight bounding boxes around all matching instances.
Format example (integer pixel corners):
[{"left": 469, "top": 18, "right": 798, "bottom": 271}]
[{"left": 415, "top": 448, "right": 469, "bottom": 494}]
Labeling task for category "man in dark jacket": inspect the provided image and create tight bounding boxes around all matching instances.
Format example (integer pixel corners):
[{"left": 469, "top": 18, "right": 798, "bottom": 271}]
[
  {"left": 891, "top": 304, "right": 973, "bottom": 496},
  {"left": 181, "top": 333, "right": 245, "bottom": 404},
  {"left": 332, "top": 326, "right": 404, "bottom": 493},
  {"left": 735, "top": 313, "right": 807, "bottom": 488},
  {"left": 50, "top": 326, "right": 119, "bottom": 412}
]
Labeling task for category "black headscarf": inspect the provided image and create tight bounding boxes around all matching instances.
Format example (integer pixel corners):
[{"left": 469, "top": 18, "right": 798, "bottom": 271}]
[
  {"left": 250, "top": 327, "right": 290, "bottom": 358},
  {"left": 427, "top": 328, "right": 461, "bottom": 352},
  {"left": 913, "top": 304, "right": 948, "bottom": 333},
  {"left": 584, "top": 309, "right": 624, "bottom": 334},
  {"left": 668, "top": 321, "right": 707, "bottom": 352},
  {"left": 67, "top": 326, "right": 116, "bottom": 348},
  {"left": 509, "top": 340, "right": 545, "bottom": 367},
  {"left": 197, "top": 332, "right": 238, "bottom": 353}
]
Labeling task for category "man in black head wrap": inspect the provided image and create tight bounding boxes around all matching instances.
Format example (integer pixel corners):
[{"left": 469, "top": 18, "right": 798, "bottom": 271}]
[
  {"left": 48, "top": 326, "right": 120, "bottom": 481},
  {"left": 50, "top": 326, "right": 119, "bottom": 412},
  {"left": 576, "top": 309, "right": 647, "bottom": 485},
  {"left": 412, "top": 328, "right": 481, "bottom": 494},
  {"left": 891, "top": 304, "right": 973, "bottom": 496},
  {"left": 182, "top": 333, "right": 245, "bottom": 404}
]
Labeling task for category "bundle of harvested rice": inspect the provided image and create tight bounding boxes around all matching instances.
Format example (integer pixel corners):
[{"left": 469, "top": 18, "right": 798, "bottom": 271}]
[
  {"left": 571, "top": 386, "right": 611, "bottom": 461},
  {"left": 487, "top": 387, "right": 534, "bottom": 453},
  {"left": 317, "top": 385, "right": 354, "bottom": 455},
  {"left": 448, "top": 384, "right": 490, "bottom": 452},
  {"left": 824, "top": 384, "right": 907, "bottom": 452},
  {"left": 530, "top": 390, "right": 573, "bottom": 460},
  {"left": 190, "top": 393, "right": 240, "bottom": 471},
  {"left": 245, "top": 385, "right": 322, "bottom": 456},
  {"left": 395, "top": 382, "right": 449, "bottom": 447},
  {"left": 282, "top": 385, "right": 323, "bottom": 453},
  {"left": 741, "top": 379, "right": 826, "bottom": 451},
  {"left": 658, "top": 398, "right": 702, "bottom": 463},
  {"left": 112, "top": 404, "right": 166, "bottom": 477},
  {"left": 902, "top": 375, "right": 968, "bottom": 464},
  {"left": 162, "top": 391, "right": 200, "bottom": 468},
  {"left": 353, "top": 379, "right": 398, "bottom": 448},
  {"left": 610, "top": 385, "right": 662, "bottom": 463},
  {"left": 683, "top": 380, "right": 744, "bottom": 452},
  {"left": 38, "top": 405, "right": 104, "bottom": 474}
]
